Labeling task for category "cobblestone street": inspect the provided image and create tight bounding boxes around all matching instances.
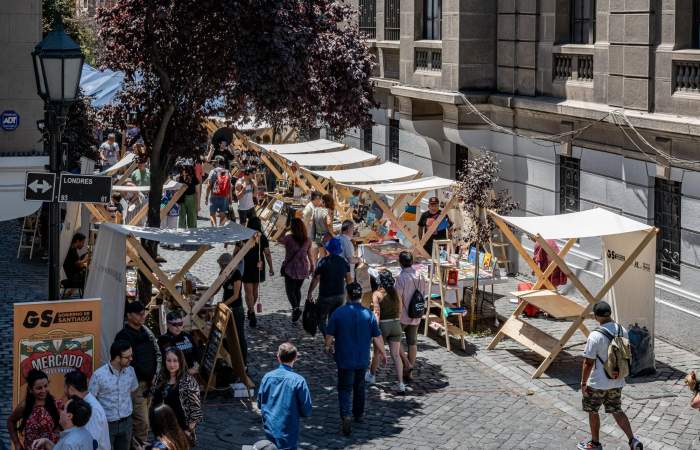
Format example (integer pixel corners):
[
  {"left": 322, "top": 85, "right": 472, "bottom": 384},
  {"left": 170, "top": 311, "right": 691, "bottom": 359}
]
[{"left": 3, "top": 214, "right": 700, "bottom": 449}]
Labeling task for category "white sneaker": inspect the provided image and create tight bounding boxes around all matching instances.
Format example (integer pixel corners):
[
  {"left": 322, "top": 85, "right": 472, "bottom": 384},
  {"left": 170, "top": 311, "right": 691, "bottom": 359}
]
[
  {"left": 364, "top": 372, "right": 376, "bottom": 384},
  {"left": 397, "top": 382, "right": 406, "bottom": 394}
]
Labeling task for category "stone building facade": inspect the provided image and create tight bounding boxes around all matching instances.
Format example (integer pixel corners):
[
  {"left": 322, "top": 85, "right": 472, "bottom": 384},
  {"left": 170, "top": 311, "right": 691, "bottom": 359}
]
[{"left": 341, "top": 0, "right": 700, "bottom": 348}]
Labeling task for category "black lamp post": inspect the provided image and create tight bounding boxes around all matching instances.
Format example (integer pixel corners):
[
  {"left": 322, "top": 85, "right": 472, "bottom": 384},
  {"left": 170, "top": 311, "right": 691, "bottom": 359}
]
[{"left": 32, "top": 21, "right": 84, "bottom": 300}]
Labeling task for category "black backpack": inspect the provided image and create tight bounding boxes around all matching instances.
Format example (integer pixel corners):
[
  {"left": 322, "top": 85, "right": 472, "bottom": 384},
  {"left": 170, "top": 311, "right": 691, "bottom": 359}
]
[{"left": 408, "top": 278, "right": 426, "bottom": 319}]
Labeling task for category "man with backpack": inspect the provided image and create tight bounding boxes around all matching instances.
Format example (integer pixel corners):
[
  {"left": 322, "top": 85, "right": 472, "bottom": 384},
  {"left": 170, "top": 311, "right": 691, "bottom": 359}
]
[
  {"left": 578, "top": 301, "right": 643, "bottom": 450},
  {"left": 205, "top": 155, "right": 232, "bottom": 227},
  {"left": 394, "top": 251, "right": 425, "bottom": 382}
]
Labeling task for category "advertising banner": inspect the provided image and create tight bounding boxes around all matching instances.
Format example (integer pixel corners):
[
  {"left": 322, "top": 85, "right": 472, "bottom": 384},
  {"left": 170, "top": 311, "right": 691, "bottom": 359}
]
[{"left": 12, "top": 298, "right": 102, "bottom": 408}]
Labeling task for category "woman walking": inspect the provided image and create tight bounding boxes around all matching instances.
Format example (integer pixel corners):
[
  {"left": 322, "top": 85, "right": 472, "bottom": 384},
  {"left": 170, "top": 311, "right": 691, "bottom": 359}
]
[
  {"left": 7, "top": 369, "right": 60, "bottom": 450},
  {"left": 278, "top": 218, "right": 314, "bottom": 322},
  {"left": 367, "top": 270, "right": 411, "bottom": 394},
  {"left": 243, "top": 217, "right": 274, "bottom": 328},
  {"left": 176, "top": 163, "right": 199, "bottom": 228},
  {"left": 219, "top": 249, "right": 248, "bottom": 366},
  {"left": 151, "top": 348, "right": 202, "bottom": 446},
  {"left": 142, "top": 405, "right": 190, "bottom": 450}
]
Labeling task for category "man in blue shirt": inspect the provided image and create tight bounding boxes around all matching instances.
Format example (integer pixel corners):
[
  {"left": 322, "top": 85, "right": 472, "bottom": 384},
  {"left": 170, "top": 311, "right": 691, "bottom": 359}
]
[
  {"left": 257, "top": 343, "right": 313, "bottom": 449},
  {"left": 325, "top": 282, "right": 387, "bottom": 436},
  {"left": 32, "top": 395, "right": 97, "bottom": 450},
  {"left": 306, "top": 237, "right": 352, "bottom": 335}
]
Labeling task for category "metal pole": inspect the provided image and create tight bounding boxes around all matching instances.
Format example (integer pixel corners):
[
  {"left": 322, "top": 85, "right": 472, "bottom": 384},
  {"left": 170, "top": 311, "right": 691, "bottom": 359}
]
[{"left": 47, "top": 104, "right": 61, "bottom": 300}]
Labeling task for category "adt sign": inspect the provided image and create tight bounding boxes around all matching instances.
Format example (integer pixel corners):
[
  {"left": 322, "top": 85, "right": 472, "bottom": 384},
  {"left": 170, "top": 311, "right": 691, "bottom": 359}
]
[{"left": 1, "top": 111, "right": 20, "bottom": 131}]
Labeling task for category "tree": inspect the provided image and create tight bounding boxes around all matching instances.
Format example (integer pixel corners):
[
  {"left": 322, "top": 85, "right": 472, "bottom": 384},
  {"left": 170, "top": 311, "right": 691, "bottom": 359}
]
[
  {"left": 61, "top": 91, "right": 99, "bottom": 172},
  {"left": 43, "top": 0, "right": 101, "bottom": 65}
]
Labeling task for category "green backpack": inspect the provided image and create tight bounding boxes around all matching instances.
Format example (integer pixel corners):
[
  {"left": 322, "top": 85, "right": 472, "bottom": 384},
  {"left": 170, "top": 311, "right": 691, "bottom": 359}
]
[{"left": 595, "top": 324, "right": 631, "bottom": 380}]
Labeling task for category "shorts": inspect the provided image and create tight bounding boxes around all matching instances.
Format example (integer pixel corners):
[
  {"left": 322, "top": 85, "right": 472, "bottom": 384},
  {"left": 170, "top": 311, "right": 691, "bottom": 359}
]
[
  {"left": 380, "top": 319, "right": 402, "bottom": 343},
  {"left": 209, "top": 196, "right": 228, "bottom": 214},
  {"left": 582, "top": 387, "right": 622, "bottom": 414},
  {"left": 402, "top": 323, "right": 419, "bottom": 346}
]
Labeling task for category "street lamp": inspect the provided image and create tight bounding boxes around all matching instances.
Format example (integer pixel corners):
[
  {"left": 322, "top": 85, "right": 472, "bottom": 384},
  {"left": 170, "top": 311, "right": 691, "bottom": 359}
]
[{"left": 32, "top": 21, "right": 84, "bottom": 300}]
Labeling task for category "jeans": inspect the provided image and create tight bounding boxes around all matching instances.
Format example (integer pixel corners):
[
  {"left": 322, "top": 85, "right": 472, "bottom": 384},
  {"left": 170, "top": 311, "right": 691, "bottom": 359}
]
[
  {"left": 230, "top": 303, "right": 248, "bottom": 365},
  {"left": 178, "top": 194, "right": 197, "bottom": 228},
  {"left": 284, "top": 275, "right": 304, "bottom": 310},
  {"left": 316, "top": 294, "right": 345, "bottom": 336},
  {"left": 108, "top": 416, "right": 132, "bottom": 450},
  {"left": 337, "top": 368, "right": 367, "bottom": 419},
  {"left": 131, "top": 382, "right": 151, "bottom": 447}
]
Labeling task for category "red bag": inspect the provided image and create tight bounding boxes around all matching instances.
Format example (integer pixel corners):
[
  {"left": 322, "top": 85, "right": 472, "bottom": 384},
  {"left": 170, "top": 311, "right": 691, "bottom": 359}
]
[{"left": 213, "top": 171, "right": 231, "bottom": 197}]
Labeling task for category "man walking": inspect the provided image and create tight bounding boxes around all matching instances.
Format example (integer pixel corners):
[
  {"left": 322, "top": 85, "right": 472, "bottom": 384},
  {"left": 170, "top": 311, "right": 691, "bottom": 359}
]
[
  {"left": 306, "top": 237, "right": 352, "bottom": 335},
  {"left": 257, "top": 343, "right": 312, "bottom": 450},
  {"left": 235, "top": 167, "right": 257, "bottom": 227},
  {"left": 325, "top": 282, "right": 387, "bottom": 436},
  {"left": 89, "top": 340, "right": 138, "bottom": 450},
  {"left": 205, "top": 155, "right": 232, "bottom": 227},
  {"left": 578, "top": 301, "right": 643, "bottom": 450},
  {"left": 338, "top": 220, "right": 359, "bottom": 265},
  {"left": 395, "top": 251, "right": 424, "bottom": 382},
  {"left": 31, "top": 396, "right": 96, "bottom": 450},
  {"left": 65, "top": 370, "right": 110, "bottom": 450},
  {"left": 99, "top": 133, "right": 120, "bottom": 170},
  {"left": 114, "top": 302, "right": 161, "bottom": 449}
]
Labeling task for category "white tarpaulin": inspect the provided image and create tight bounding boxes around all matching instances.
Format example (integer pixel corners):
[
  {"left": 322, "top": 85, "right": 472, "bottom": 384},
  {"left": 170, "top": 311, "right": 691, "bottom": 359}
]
[
  {"left": 84, "top": 224, "right": 126, "bottom": 361},
  {"left": 99, "top": 221, "right": 256, "bottom": 245},
  {"left": 603, "top": 231, "right": 657, "bottom": 375},
  {"left": 99, "top": 153, "right": 135, "bottom": 175},
  {"left": 495, "top": 208, "right": 652, "bottom": 240},
  {"left": 280, "top": 148, "right": 378, "bottom": 168},
  {"left": 112, "top": 180, "right": 183, "bottom": 193},
  {"left": 260, "top": 139, "right": 344, "bottom": 155},
  {"left": 346, "top": 176, "right": 457, "bottom": 195},
  {"left": 312, "top": 162, "right": 420, "bottom": 184}
]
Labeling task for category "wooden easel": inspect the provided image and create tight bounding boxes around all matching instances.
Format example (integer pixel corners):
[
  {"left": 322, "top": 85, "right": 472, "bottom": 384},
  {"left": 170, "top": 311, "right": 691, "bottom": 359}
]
[
  {"left": 486, "top": 210, "right": 658, "bottom": 378},
  {"left": 201, "top": 303, "right": 254, "bottom": 400},
  {"left": 423, "top": 239, "right": 466, "bottom": 351}
]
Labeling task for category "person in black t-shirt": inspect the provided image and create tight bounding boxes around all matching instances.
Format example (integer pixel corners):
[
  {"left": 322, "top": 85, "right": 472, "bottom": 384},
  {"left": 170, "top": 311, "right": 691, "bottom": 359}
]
[
  {"left": 157, "top": 310, "right": 202, "bottom": 374},
  {"left": 62, "top": 233, "right": 89, "bottom": 293},
  {"left": 218, "top": 250, "right": 248, "bottom": 366},
  {"left": 417, "top": 196, "right": 453, "bottom": 256}
]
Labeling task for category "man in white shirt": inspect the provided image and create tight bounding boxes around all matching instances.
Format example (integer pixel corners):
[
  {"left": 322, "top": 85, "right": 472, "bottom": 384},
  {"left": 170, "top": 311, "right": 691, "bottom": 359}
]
[
  {"left": 578, "top": 301, "right": 642, "bottom": 450},
  {"left": 89, "top": 340, "right": 139, "bottom": 450},
  {"left": 338, "top": 220, "right": 358, "bottom": 265},
  {"left": 99, "top": 133, "right": 120, "bottom": 169},
  {"left": 302, "top": 191, "right": 323, "bottom": 242},
  {"left": 64, "top": 370, "right": 110, "bottom": 450}
]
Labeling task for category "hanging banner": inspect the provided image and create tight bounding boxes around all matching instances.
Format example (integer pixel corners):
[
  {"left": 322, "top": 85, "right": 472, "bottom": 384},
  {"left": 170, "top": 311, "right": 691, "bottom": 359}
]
[
  {"left": 602, "top": 231, "right": 657, "bottom": 376},
  {"left": 13, "top": 298, "right": 102, "bottom": 408},
  {"left": 85, "top": 224, "right": 126, "bottom": 361}
]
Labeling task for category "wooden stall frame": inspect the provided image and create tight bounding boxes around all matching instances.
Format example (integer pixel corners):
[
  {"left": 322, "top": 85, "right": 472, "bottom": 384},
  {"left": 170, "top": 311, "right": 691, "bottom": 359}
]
[{"left": 486, "top": 210, "right": 658, "bottom": 378}]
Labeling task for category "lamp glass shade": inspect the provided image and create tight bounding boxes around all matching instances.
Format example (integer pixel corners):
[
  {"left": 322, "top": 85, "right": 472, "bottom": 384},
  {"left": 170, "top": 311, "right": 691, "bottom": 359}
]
[
  {"left": 32, "top": 23, "right": 84, "bottom": 104},
  {"left": 32, "top": 51, "right": 47, "bottom": 99}
]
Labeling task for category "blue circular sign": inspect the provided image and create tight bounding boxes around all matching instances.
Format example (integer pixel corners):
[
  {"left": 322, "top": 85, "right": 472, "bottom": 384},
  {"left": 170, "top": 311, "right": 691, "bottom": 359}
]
[{"left": 1, "top": 110, "right": 20, "bottom": 131}]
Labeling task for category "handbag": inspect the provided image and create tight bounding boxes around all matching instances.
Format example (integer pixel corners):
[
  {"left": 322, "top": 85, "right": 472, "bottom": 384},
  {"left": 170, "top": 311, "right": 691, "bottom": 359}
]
[{"left": 302, "top": 299, "right": 318, "bottom": 336}]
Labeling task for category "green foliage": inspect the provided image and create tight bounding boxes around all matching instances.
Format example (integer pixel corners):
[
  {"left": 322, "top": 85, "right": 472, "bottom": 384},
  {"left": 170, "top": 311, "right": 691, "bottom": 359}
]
[
  {"left": 61, "top": 90, "right": 99, "bottom": 171},
  {"left": 43, "top": 0, "right": 100, "bottom": 66}
]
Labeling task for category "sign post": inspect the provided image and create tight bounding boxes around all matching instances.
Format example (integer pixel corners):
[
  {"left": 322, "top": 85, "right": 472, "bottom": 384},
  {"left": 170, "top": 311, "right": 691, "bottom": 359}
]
[{"left": 58, "top": 173, "right": 112, "bottom": 204}]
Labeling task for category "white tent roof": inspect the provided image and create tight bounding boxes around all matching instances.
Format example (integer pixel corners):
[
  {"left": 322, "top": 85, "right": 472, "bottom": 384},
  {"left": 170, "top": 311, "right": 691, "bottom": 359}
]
[
  {"left": 495, "top": 208, "right": 654, "bottom": 239},
  {"left": 281, "top": 148, "right": 378, "bottom": 168},
  {"left": 311, "top": 162, "right": 420, "bottom": 184},
  {"left": 112, "top": 180, "right": 183, "bottom": 193},
  {"left": 99, "top": 221, "right": 256, "bottom": 245},
  {"left": 347, "top": 176, "right": 457, "bottom": 195},
  {"left": 261, "top": 139, "right": 345, "bottom": 155},
  {"left": 100, "top": 153, "right": 136, "bottom": 175}
]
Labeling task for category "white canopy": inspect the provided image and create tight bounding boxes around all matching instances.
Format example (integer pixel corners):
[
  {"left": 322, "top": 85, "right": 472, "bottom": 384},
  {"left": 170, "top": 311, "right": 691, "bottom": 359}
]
[
  {"left": 112, "top": 180, "right": 183, "bottom": 193},
  {"left": 99, "top": 153, "right": 136, "bottom": 175},
  {"left": 347, "top": 176, "right": 457, "bottom": 195},
  {"left": 0, "top": 156, "right": 49, "bottom": 221},
  {"left": 98, "top": 221, "right": 256, "bottom": 245},
  {"left": 280, "top": 148, "right": 378, "bottom": 168},
  {"left": 495, "top": 208, "right": 653, "bottom": 239},
  {"left": 261, "top": 139, "right": 345, "bottom": 155},
  {"left": 311, "top": 162, "right": 420, "bottom": 184}
]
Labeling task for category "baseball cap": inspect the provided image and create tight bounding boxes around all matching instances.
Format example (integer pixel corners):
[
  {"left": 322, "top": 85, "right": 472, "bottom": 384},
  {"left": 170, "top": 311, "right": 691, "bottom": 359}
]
[
  {"left": 125, "top": 301, "right": 145, "bottom": 314},
  {"left": 324, "top": 237, "right": 343, "bottom": 256},
  {"left": 593, "top": 301, "right": 612, "bottom": 317},
  {"left": 428, "top": 196, "right": 439, "bottom": 204},
  {"left": 346, "top": 282, "right": 363, "bottom": 300},
  {"left": 214, "top": 155, "right": 225, "bottom": 162}
]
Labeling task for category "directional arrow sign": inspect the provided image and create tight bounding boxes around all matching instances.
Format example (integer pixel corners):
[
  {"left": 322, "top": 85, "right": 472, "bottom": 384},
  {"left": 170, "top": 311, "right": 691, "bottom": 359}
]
[
  {"left": 58, "top": 173, "right": 112, "bottom": 204},
  {"left": 25, "top": 172, "right": 56, "bottom": 202}
]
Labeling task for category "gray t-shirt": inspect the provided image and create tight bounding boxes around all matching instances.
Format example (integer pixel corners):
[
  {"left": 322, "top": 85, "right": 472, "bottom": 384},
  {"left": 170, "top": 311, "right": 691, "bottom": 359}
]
[
  {"left": 582, "top": 321, "right": 628, "bottom": 390},
  {"left": 54, "top": 426, "right": 97, "bottom": 450}
]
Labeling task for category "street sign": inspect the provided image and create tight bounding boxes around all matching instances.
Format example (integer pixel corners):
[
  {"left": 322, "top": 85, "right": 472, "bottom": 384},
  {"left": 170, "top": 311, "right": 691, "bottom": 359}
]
[
  {"left": 58, "top": 173, "right": 112, "bottom": 204},
  {"left": 25, "top": 172, "right": 56, "bottom": 202}
]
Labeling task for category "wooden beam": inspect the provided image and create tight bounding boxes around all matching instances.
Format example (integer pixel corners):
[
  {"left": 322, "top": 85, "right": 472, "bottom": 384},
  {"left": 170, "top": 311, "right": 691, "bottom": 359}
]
[
  {"left": 114, "top": 162, "right": 138, "bottom": 186},
  {"left": 417, "top": 194, "right": 459, "bottom": 251},
  {"left": 84, "top": 202, "right": 111, "bottom": 223},
  {"left": 534, "top": 234, "right": 596, "bottom": 304},
  {"left": 367, "top": 190, "right": 430, "bottom": 259},
  {"left": 159, "top": 185, "right": 187, "bottom": 223},
  {"left": 172, "top": 245, "right": 210, "bottom": 285}
]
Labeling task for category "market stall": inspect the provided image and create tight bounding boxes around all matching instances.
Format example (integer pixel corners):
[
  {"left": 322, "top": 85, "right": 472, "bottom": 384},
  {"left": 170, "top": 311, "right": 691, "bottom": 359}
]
[
  {"left": 486, "top": 208, "right": 658, "bottom": 378},
  {"left": 99, "top": 152, "right": 137, "bottom": 183},
  {"left": 308, "top": 161, "right": 421, "bottom": 196}
]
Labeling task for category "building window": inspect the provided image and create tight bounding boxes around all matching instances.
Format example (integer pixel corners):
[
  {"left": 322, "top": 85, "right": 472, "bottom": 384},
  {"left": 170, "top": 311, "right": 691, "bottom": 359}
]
[
  {"left": 570, "top": 0, "right": 596, "bottom": 44},
  {"left": 389, "top": 119, "right": 399, "bottom": 163},
  {"left": 423, "top": 0, "right": 441, "bottom": 40},
  {"left": 359, "top": 0, "right": 377, "bottom": 39},
  {"left": 385, "top": 0, "right": 400, "bottom": 41},
  {"left": 694, "top": 0, "right": 700, "bottom": 48},
  {"left": 362, "top": 127, "right": 373, "bottom": 152},
  {"left": 456, "top": 145, "right": 469, "bottom": 179},
  {"left": 559, "top": 155, "right": 580, "bottom": 213},
  {"left": 655, "top": 178, "right": 681, "bottom": 280}
]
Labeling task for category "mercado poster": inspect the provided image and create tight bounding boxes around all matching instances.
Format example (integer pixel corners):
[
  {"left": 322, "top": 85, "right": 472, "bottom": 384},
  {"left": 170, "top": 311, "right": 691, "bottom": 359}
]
[{"left": 12, "top": 298, "right": 101, "bottom": 408}]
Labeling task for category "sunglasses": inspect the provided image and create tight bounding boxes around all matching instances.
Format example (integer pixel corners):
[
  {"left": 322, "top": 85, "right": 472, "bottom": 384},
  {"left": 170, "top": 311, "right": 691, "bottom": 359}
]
[{"left": 168, "top": 321, "right": 184, "bottom": 327}]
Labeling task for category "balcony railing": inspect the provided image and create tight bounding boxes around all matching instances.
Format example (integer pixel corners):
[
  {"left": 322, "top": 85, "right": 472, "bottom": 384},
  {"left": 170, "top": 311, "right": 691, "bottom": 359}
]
[
  {"left": 415, "top": 48, "right": 441, "bottom": 72},
  {"left": 553, "top": 53, "right": 593, "bottom": 82},
  {"left": 673, "top": 60, "right": 700, "bottom": 93}
]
